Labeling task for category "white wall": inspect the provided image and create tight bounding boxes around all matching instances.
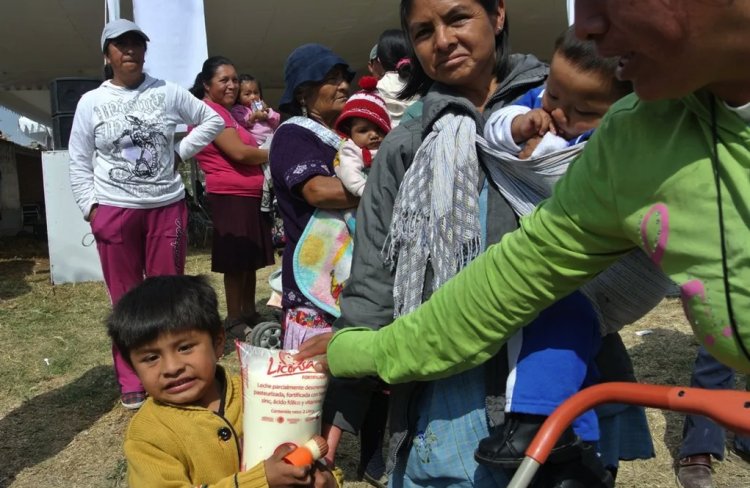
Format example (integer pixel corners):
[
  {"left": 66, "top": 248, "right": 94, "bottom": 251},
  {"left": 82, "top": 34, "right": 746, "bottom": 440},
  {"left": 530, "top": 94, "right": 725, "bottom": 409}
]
[{"left": 42, "top": 150, "right": 103, "bottom": 283}]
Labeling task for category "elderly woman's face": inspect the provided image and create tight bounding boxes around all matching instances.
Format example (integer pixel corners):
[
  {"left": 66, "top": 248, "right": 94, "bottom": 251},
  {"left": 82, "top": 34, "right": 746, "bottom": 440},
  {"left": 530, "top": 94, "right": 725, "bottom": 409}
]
[
  {"left": 575, "top": 0, "right": 732, "bottom": 101},
  {"left": 405, "top": 0, "right": 503, "bottom": 91},
  {"left": 303, "top": 66, "right": 351, "bottom": 125},
  {"left": 204, "top": 64, "right": 239, "bottom": 108}
]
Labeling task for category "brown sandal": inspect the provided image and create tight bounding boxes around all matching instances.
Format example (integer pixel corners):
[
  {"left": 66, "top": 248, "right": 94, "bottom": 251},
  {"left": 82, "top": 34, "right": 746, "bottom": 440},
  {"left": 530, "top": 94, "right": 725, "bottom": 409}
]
[{"left": 224, "top": 318, "right": 251, "bottom": 341}]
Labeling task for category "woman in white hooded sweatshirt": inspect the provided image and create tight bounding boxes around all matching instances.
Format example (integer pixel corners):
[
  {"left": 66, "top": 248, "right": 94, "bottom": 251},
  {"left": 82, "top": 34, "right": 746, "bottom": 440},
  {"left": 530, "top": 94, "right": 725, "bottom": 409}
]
[{"left": 68, "top": 19, "right": 223, "bottom": 409}]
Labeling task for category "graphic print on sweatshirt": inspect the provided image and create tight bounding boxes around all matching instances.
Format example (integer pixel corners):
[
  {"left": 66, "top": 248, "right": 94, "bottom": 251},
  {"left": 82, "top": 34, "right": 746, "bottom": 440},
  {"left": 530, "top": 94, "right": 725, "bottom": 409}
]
[
  {"left": 94, "top": 92, "right": 171, "bottom": 192},
  {"left": 110, "top": 114, "right": 168, "bottom": 182}
]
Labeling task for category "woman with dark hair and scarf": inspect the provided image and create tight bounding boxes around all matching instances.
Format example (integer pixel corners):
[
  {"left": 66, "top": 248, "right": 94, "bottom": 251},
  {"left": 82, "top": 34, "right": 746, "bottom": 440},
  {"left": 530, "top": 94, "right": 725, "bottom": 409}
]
[
  {"left": 309, "top": 0, "right": 627, "bottom": 486},
  {"left": 308, "top": 0, "right": 750, "bottom": 484},
  {"left": 270, "top": 43, "right": 359, "bottom": 350}
]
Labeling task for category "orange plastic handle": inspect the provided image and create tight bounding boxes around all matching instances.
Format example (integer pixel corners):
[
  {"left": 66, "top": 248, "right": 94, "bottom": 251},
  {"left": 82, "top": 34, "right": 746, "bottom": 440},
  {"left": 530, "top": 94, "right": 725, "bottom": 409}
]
[
  {"left": 527, "top": 382, "right": 750, "bottom": 464},
  {"left": 283, "top": 445, "right": 314, "bottom": 466}
]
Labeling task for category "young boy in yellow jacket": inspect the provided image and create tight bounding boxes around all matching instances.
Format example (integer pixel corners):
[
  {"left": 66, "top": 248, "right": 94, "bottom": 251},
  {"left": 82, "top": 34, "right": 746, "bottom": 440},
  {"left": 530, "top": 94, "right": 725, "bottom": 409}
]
[{"left": 108, "top": 274, "right": 335, "bottom": 487}]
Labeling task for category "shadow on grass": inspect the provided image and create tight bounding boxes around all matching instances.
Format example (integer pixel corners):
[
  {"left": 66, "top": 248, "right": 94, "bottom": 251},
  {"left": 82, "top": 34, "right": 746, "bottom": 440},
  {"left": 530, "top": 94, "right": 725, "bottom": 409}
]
[
  {"left": 0, "top": 236, "right": 48, "bottom": 259},
  {"left": 0, "top": 236, "right": 50, "bottom": 300},
  {"left": 0, "top": 259, "right": 34, "bottom": 299},
  {"left": 0, "top": 365, "right": 118, "bottom": 487}
]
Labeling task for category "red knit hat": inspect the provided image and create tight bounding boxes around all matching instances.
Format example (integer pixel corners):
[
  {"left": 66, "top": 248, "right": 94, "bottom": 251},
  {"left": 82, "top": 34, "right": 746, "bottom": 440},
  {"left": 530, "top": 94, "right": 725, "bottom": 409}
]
[{"left": 334, "top": 76, "right": 391, "bottom": 137}]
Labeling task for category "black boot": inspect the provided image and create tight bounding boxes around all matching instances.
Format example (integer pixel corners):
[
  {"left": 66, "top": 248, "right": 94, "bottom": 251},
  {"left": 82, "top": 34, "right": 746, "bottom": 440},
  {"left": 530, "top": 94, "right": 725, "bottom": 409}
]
[{"left": 474, "top": 413, "right": 581, "bottom": 468}]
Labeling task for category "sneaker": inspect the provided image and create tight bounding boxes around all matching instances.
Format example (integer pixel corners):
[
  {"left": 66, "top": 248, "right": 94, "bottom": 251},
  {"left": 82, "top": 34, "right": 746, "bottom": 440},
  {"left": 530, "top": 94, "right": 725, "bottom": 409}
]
[
  {"left": 359, "top": 445, "right": 388, "bottom": 488},
  {"left": 121, "top": 392, "right": 146, "bottom": 410},
  {"left": 362, "top": 471, "right": 388, "bottom": 488}
]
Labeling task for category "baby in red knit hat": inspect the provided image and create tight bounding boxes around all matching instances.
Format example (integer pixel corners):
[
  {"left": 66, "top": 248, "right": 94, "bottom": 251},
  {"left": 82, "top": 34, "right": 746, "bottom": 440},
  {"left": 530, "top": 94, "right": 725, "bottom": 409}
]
[{"left": 332, "top": 76, "right": 391, "bottom": 197}]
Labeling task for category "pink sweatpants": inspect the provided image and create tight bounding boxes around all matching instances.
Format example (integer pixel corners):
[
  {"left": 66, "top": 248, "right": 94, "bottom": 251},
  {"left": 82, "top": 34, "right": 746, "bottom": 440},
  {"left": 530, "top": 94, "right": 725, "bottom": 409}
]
[{"left": 91, "top": 200, "right": 187, "bottom": 394}]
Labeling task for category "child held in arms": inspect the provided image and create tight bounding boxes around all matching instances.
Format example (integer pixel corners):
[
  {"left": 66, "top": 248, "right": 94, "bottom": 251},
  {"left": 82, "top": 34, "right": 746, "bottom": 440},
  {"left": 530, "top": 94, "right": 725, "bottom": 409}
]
[
  {"left": 231, "top": 75, "right": 281, "bottom": 147},
  {"left": 474, "top": 26, "right": 633, "bottom": 470},
  {"left": 332, "top": 76, "right": 391, "bottom": 197},
  {"left": 109, "top": 274, "right": 335, "bottom": 487},
  {"left": 484, "top": 26, "right": 632, "bottom": 159}
]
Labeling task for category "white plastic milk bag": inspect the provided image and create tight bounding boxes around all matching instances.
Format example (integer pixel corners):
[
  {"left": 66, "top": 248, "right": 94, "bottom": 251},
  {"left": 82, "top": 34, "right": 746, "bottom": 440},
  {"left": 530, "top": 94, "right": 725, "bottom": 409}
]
[{"left": 237, "top": 343, "right": 328, "bottom": 470}]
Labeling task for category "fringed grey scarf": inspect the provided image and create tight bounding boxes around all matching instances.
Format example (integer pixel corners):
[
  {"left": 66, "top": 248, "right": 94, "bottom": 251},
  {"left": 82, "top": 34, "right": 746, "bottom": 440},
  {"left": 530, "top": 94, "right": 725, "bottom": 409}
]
[
  {"left": 387, "top": 113, "right": 483, "bottom": 317},
  {"left": 387, "top": 109, "right": 672, "bottom": 332}
]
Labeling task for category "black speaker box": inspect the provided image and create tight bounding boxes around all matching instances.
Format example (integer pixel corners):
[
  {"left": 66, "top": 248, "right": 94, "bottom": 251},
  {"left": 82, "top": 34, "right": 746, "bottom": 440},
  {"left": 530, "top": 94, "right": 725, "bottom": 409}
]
[
  {"left": 49, "top": 78, "right": 101, "bottom": 115},
  {"left": 52, "top": 114, "right": 75, "bottom": 149}
]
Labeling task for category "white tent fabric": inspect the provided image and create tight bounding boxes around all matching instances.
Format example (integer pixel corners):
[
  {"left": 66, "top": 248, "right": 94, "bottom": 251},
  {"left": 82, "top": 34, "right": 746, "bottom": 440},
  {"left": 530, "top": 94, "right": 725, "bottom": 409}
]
[
  {"left": 106, "top": 0, "right": 120, "bottom": 23},
  {"left": 567, "top": 0, "right": 575, "bottom": 25},
  {"left": 133, "top": 0, "right": 208, "bottom": 89},
  {"left": 0, "top": 0, "right": 567, "bottom": 125}
]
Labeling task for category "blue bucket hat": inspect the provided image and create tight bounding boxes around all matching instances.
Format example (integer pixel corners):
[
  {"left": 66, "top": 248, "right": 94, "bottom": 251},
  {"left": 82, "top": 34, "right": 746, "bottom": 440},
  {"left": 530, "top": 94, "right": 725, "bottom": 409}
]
[{"left": 279, "top": 44, "right": 355, "bottom": 112}]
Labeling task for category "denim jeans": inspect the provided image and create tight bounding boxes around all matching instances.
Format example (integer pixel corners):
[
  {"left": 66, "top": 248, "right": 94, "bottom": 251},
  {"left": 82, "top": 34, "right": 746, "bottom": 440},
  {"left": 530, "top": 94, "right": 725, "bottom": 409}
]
[{"left": 679, "top": 346, "right": 750, "bottom": 460}]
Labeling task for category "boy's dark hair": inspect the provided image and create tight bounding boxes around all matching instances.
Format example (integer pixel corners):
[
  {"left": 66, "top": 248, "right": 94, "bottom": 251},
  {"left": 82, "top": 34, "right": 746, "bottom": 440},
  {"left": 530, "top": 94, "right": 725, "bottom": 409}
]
[
  {"left": 554, "top": 26, "right": 633, "bottom": 99},
  {"left": 239, "top": 74, "right": 264, "bottom": 99},
  {"left": 107, "top": 275, "right": 222, "bottom": 366},
  {"left": 399, "top": 0, "right": 510, "bottom": 99}
]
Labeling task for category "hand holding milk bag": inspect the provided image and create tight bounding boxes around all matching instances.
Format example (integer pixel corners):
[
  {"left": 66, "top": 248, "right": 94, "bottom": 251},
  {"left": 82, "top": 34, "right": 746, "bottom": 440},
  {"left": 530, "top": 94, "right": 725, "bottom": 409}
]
[{"left": 237, "top": 344, "right": 329, "bottom": 470}]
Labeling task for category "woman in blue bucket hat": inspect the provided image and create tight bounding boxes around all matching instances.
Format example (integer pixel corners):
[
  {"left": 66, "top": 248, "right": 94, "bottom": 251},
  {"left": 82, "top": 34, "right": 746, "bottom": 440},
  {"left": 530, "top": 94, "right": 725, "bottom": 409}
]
[
  {"left": 270, "top": 43, "right": 357, "bottom": 344},
  {"left": 268, "top": 44, "right": 360, "bottom": 482}
]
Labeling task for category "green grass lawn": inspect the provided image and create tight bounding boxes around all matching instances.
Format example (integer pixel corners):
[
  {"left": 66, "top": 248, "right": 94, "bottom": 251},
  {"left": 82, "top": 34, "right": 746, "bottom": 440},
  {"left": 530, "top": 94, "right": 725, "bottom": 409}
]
[{"left": 1, "top": 236, "right": 748, "bottom": 487}]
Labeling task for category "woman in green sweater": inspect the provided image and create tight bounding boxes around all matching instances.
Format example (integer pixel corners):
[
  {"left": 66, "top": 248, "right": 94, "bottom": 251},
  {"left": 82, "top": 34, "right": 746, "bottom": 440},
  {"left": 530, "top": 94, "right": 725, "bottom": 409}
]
[{"left": 301, "top": 2, "right": 750, "bottom": 383}]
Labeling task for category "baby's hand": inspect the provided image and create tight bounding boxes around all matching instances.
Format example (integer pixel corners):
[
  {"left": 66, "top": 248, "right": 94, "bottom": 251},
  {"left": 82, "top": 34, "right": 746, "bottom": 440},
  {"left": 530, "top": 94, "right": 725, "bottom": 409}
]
[
  {"left": 511, "top": 109, "right": 556, "bottom": 144},
  {"left": 518, "top": 135, "right": 543, "bottom": 160},
  {"left": 265, "top": 444, "right": 312, "bottom": 487}
]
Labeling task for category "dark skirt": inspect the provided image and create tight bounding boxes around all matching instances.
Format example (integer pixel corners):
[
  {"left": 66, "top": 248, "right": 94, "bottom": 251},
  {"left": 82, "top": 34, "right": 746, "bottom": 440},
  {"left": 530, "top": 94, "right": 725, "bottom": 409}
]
[{"left": 207, "top": 193, "right": 275, "bottom": 273}]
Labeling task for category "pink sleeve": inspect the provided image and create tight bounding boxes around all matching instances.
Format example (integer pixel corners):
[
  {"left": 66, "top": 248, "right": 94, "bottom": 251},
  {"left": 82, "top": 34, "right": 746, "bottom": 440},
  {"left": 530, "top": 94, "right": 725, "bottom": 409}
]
[
  {"left": 228, "top": 104, "right": 252, "bottom": 130},
  {"left": 266, "top": 108, "right": 281, "bottom": 130}
]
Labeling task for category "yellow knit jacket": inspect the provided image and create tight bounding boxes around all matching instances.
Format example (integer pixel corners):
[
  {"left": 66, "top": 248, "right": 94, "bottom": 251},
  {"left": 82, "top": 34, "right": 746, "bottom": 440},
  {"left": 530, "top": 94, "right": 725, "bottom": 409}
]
[{"left": 124, "top": 367, "right": 268, "bottom": 487}]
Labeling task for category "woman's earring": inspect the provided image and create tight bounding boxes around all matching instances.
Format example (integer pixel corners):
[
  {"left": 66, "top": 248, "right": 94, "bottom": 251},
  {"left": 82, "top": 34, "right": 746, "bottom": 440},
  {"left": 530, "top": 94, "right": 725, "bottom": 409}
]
[{"left": 301, "top": 105, "right": 308, "bottom": 117}]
